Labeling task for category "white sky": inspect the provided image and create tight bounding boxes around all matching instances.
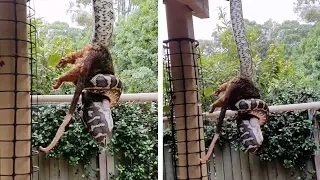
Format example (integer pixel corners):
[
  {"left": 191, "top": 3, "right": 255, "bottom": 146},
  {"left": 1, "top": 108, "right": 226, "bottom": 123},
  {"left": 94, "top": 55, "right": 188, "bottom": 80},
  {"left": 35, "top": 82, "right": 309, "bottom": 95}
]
[
  {"left": 31, "top": 0, "right": 76, "bottom": 26},
  {"left": 31, "top": 0, "right": 299, "bottom": 40},
  {"left": 160, "top": 0, "right": 299, "bottom": 40}
]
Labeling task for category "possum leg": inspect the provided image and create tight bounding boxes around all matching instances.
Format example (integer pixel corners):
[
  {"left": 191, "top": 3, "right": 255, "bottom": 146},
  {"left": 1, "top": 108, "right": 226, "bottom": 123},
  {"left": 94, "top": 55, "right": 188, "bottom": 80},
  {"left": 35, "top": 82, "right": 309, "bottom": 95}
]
[
  {"left": 208, "top": 80, "right": 232, "bottom": 113},
  {"left": 53, "top": 63, "right": 82, "bottom": 89},
  {"left": 209, "top": 95, "right": 225, "bottom": 113},
  {"left": 56, "top": 48, "right": 86, "bottom": 68},
  {"left": 212, "top": 80, "right": 230, "bottom": 96},
  {"left": 40, "top": 51, "right": 99, "bottom": 152}
]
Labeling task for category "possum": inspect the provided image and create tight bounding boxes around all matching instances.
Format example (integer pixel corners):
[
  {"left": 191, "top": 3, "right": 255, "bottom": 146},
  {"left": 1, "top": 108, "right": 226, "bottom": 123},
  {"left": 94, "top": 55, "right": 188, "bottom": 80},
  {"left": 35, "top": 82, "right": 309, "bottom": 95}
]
[{"left": 39, "top": 44, "right": 115, "bottom": 152}]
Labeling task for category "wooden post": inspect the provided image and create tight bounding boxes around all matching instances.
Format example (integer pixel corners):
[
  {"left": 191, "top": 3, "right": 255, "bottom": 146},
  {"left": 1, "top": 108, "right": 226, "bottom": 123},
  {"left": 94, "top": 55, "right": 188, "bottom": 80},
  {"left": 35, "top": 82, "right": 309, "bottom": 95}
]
[
  {"left": 105, "top": 136, "right": 115, "bottom": 180},
  {"left": 164, "top": 145, "right": 174, "bottom": 180},
  {"left": 98, "top": 100, "right": 116, "bottom": 180},
  {"left": 99, "top": 137, "right": 116, "bottom": 180},
  {"left": 308, "top": 98, "right": 320, "bottom": 180},
  {"left": 164, "top": 0, "right": 208, "bottom": 179},
  {"left": 99, "top": 150, "right": 107, "bottom": 180},
  {"left": 0, "top": 0, "right": 30, "bottom": 180}
]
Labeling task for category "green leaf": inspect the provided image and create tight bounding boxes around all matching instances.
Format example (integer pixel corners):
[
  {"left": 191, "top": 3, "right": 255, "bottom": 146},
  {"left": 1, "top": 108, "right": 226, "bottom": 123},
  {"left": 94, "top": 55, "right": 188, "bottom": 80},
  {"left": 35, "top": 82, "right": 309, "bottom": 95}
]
[
  {"left": 204, "top": 87, "right": 213, "bottom": 97},
  {"left": 47, "top": 53, "right": 61, "bottom": 67},
  {"left": 163, "top": 105, "right": 169, "bottom": 113}
]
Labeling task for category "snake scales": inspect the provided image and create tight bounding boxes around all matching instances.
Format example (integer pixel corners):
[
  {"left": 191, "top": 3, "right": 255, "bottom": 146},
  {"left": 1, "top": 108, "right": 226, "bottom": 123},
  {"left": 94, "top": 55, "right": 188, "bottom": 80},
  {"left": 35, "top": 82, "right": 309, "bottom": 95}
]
[
  {"left": 229, "top": 0, "right": 269, "bottom": 152},
  {"left": 82, "top": 0, "right": 123, "bottom": 143}
]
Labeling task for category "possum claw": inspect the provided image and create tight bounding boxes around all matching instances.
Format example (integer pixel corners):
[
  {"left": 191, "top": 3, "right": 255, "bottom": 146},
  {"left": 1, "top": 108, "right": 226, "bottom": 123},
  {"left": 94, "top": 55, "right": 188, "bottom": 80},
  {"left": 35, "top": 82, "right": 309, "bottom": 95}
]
[
  {"left": 53, "top": 78, "right": 62, "bottom": 89},
  {"left": 56, "top": 58, "right": 67, "bottom": 68},
  {"left": 211, "top": 90, "right": 220, "bottom": 97},
  {"left": 209, "top": 104, "right": 216, "bottom": 113}
]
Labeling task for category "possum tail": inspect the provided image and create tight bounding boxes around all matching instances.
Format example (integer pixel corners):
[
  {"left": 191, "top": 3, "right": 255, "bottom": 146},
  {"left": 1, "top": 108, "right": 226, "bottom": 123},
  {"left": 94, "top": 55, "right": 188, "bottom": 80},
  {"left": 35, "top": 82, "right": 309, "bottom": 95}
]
[
  {"left": 200, "top": 133, "right": 220, "bottom": 163},
  {"left": 39, "top": 52, "right": 98, "bottom": 152},
  {"left": 200, "top": 106, "right": 227, "bottom": 163}
]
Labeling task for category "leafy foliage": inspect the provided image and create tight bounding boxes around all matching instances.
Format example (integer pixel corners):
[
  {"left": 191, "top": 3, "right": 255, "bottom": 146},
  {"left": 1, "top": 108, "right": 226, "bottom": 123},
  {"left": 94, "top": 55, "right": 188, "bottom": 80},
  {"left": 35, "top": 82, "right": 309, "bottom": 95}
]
[
  {"left": 259, "top": 85, "right": 318, "bottom": 169},
  {"left": 32, "top": 104, "right": 100, "bottom": 166},
  {"left": 32, "top": 102, "right": 157, "bottom": 179},
  {"left": 108, "top": 102, "right": 158, "bottom": 180},
  {"left": 111, "top": 0, "right": 158, "bottom": 93},
  {"left": 120, "top": 66, "right": 157, "bottom": 93},
  {"left": 294, "top": 0, "right": 320, "bottom": 23},
  {"left": 292, "top": 22, "right": 320, "bottom": 89}
]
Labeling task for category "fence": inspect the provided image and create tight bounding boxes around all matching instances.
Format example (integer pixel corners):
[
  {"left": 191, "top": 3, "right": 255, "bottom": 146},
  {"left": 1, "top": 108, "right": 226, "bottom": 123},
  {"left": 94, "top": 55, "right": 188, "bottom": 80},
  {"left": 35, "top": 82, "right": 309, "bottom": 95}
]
[
  {"left": 32, "top": 153, "right": 99, "bottom": 180},
  {"left": 164, "top": 144, "right": 316, "bottom": 180}
]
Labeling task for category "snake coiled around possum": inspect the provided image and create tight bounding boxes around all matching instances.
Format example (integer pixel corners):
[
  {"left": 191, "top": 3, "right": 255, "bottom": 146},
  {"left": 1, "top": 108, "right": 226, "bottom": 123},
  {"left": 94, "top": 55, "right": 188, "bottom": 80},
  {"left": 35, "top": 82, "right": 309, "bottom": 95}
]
[
  {"left": 234, "top": 98, "right": 269, "bottom": 152},
  {"left": 235, "top": 98, "right": 269, "bottom": 125},
  {"left": 201, "top": 0, "right": 269, "bottom": 162},
  {"left": 82, "top": 74, "right": 122, "bottom": 143}
]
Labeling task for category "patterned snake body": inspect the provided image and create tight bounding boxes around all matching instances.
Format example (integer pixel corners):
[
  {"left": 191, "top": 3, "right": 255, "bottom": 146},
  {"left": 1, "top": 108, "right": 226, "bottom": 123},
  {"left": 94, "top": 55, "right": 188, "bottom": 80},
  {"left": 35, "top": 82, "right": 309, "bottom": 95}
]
[
  {"left": 82, "top": 74, "right": 122, "bottom": 142},
  {"left": 90, "top": 0, "right": 114, "bottom": 48},
  {"left": 235, "top": 98, "right": 269, "bottom": 125},
  {"left": 81, "top": 0, "right": 122, "bottom": 143},
  {"left": 81, "top": 91, "right": 114, "bottom": 142},
  {"left": 229, "top": 0, "right": 269, "bottom": 151},
  {"left": 235, "top": 98, "right": 269, "bottom": 152},
  {"left": 230, "top": 0, "right": 253, "bottom": 80}
]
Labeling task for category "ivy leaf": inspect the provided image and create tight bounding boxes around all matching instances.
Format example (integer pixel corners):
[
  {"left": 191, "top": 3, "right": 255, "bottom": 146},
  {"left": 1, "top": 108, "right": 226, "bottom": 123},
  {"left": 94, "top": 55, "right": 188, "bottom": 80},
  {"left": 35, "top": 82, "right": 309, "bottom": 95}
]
[
  {"left": 163, "top": 105, "right": 169, "bottom": 113},
  {"left": 204, "top": 87, "right": 213, "bottom": 97},
  {"left": 47, "top": 53, "right": 61, "bottom": 67}
]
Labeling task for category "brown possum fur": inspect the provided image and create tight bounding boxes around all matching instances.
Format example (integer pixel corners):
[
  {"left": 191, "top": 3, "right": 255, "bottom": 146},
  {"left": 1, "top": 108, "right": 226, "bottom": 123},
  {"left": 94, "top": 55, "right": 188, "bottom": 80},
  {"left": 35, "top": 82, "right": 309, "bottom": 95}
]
[
  {"left": 39, "top": 43, "right": 114, "bottom": 152},
  {"left": 200, "top": 76, "right": 260, "bottom": 162}
]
